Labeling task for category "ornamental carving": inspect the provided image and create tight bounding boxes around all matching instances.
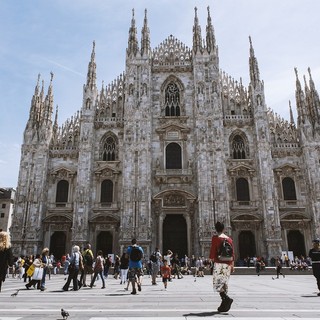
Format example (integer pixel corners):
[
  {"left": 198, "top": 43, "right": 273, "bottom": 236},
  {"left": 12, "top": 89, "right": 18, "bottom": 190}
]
[
  {"left": 163, "top": 194, "right": 186, "bottom": 206},
  {"left": 51, "top": 224, "right": 70, "bottom": 231},
  {"left": 152, "top": 35, "right": 192, "bottom": 69}
]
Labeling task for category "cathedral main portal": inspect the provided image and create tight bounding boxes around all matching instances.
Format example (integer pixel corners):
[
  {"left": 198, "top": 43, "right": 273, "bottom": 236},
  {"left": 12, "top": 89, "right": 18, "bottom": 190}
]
[
  {"left": 50, "top": 231, "right": 66, "bottom": 260},
  {"left": 162, "top": 214, "right": 188, "bottom": 258},
  {"left": 153, "top": 189, "right": 196, "bottom": 258},
  {"left": 96, "top": 231, "right": 113, "bottom": 257}
]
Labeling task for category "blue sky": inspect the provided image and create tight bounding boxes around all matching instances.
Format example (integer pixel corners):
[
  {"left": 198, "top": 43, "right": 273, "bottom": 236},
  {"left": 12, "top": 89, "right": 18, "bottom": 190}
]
[{"left": 1, "top": 0, "right": 320, "bottom": 188}]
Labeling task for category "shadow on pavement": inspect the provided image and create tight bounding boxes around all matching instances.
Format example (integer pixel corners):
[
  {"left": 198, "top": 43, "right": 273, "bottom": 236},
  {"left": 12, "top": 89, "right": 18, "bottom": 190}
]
[{"left": 183, "top": 311, "right": 221, "bottom": 317}]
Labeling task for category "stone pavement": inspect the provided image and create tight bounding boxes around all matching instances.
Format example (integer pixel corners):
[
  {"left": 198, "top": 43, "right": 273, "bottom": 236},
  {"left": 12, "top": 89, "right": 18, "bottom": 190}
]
[{"left": 0, "top": 272, "right": 318, "bottom": 320}]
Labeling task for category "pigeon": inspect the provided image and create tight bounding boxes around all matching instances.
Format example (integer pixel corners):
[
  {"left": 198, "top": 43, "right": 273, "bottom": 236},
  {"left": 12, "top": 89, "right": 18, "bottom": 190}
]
[
  {"left": 11, "top": 289, "right": 19, "bottom": 297},
  {"left": 61, "top": 308, "right": 69, "bottom": 319}
]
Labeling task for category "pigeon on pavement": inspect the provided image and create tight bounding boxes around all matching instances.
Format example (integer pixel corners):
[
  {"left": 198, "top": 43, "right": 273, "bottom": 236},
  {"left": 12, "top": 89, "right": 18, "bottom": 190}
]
[
  {"left": 11, "top": 289, "right": 19, "bottom": 297},
  {"left": 61, "top": 308, "right": 69, "bottom": 319}
]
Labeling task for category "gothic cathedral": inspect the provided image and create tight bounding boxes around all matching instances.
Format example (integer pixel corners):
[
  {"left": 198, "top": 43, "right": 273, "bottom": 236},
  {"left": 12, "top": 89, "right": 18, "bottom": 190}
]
[{"left": 11, "top": 7, "right": 320, "bottom": 263}]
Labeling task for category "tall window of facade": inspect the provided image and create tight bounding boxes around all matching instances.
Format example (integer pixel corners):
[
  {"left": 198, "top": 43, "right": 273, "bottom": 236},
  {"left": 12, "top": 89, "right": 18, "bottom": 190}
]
[
  {"left": 236, "top": 178, "right": 250, "bottom": 202},
  {"left": 165, "top": 82, "right": 180, "bottom": 116},
  {"left": 165, "top": 143, "right": 182, "bottom": 169},
  {"left": 102, "top": 136, "right": 116, "bottom": 161},
  {"left": 232, "top": 135, "right": 246, "bottom": 159},
  {"left": 101, "top": 179, "right": 113, "bottom": 203},
  {"left": 56, "top": 180, "right": 69, "bottom": 203},
  {"left": 282, "top": 177, "right": 297, "bottom": 200}
]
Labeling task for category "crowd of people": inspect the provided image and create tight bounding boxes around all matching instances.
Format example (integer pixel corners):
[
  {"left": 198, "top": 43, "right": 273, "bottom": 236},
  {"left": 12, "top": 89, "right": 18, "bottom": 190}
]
[
  {"left": 241, "top": 254, "right": 312, "bottom": 272},
  {"left": 1, "top": 228, "right": 320, "bottom": 312}
]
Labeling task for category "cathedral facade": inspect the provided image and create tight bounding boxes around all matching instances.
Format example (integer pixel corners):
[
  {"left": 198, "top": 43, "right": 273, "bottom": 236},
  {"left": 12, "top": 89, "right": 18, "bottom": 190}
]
[{"left": 11, "top": 7, "right": 320, "bottom": 263}]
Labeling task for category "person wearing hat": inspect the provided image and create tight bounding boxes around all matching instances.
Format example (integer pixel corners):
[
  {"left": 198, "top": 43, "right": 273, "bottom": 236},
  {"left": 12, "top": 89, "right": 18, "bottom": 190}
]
[{"left": 308, "top": 238, "right": 320, "bottom": 296}]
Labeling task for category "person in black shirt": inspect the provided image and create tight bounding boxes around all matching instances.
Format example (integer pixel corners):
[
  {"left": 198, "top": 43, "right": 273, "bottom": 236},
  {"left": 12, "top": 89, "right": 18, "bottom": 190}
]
[
  {"left": 0, "top": 231, "right": 13, "bottom": 292},
  {"left": 308, "top": 238, "right": 320, "bottom": 296}
]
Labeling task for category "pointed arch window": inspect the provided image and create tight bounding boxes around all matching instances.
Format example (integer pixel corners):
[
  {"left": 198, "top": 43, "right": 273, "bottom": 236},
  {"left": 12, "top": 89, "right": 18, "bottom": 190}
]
[
  {"left": 165, "top": 82, "right": 180, "bottom": 116},
  {"left": 101, "top": 179, "right": 113, "bottom": 203},
  {"left": 102, "top": 136, "right": 117, "bottom": 161},
  {"left": 165, "top": 143, "right": 182, "bottom": 169},
  {"left": 282, "top": 177, "right": 297, "bottom": 200},
  {"left": 236, "top": 178, "right": 250, "bottom": 203},
  {"left": 56, "top": 180, "right": 69, "bottom": 205},
  {"left": 232, "top": 135, "right": 246, "bottom": 159}
]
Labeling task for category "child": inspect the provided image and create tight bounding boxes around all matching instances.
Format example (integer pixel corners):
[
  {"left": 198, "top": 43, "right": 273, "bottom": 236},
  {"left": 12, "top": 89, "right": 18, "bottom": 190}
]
[{"left": 161, "top": 259, "right": 171, "bottom": 290}]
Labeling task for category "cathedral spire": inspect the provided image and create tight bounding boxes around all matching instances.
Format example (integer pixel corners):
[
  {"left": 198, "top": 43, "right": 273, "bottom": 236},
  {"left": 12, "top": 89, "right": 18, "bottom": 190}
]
[
  {"left": 86, "top": 41, "right": 97, "bottom": 90},
  {"left": 295, "top": 67, "right": 307, "bottom": 125},
  {"left": 141, "top": 9, "right": 150, "bottom": 56},
  {"left": 43, "top": 72, "right": 54, "bottom": 124},
  {"left": 127, "top": 9, "right": 139, "bottom": 57},
  {"left": 289, "top": 100, "right": 295, "bottom": 126},
  {"left": 193, "top": 7, "right": 202, "bottom": 54},
  {"left": 52, "top": 104, "right": 59, "bottom": 140},
  {"left": 249, "top": 36, "right": 261, "bottom": 89},
  {"left": 99, "top": 80, "right": 106, "bottom": 104},
  {"left": 308, "top": 67, "right": 320, "bottom": 125},
  {"left": 34, "top": 73, "right": 40, "bottom": 96},
  {"left": 40, "top": 79, "right": 45, "bottom": 102},
  {"left": 206, "top": 6, "right": 216, "bottom": 54},
  {"left": 29, "top": 74, "right": 41, "bottom": 124}
]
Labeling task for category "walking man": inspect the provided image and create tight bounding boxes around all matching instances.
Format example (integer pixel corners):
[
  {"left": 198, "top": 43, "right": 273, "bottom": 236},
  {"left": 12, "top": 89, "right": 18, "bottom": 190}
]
[
  {"left": 80, "top": 244, "right": 94, "bottom": 287},
  {"left": 150, "top": 247, "right": 162, "bottom": 285},
  {"left": 209, "top": 221, "right": 234, "bottom": 313},
  {"left": 127, "top": 238, "right": 144, "bottom": 295},
  {"left": 272, "top": 256, "right": 285, "bottom": 279},
  {"left": 309, "top": 238, "right": 320, "bottom": 296}
]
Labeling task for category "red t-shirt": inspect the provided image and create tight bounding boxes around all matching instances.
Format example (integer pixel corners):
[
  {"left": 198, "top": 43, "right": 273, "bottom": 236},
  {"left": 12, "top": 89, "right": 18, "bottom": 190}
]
[
  {"left": 161, "top": 265, "right": 171, "bottom": 279},
  {"left": 209, "top": 234, "right": 234, "bottom": 265}
]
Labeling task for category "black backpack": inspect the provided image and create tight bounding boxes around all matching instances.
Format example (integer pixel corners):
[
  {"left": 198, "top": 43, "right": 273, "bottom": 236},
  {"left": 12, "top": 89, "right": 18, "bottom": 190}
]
[
  {"left": 150, "top": 252, "right": 157, "bottom": 263},
  {"left": 83, "top": 251, "right": 93, "bottom": 266},
  {"left": 217, "top": 238, "right": 233, "bottom": 262},
  {"left": 130, "top": 246, "right": 143, "bottom": 262}
]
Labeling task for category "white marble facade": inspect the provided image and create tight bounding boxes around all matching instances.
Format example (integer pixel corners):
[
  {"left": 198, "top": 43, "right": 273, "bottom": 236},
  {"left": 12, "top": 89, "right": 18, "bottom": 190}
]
[{"left": 11, "top": 8, "right": 320, "bottom": 263}]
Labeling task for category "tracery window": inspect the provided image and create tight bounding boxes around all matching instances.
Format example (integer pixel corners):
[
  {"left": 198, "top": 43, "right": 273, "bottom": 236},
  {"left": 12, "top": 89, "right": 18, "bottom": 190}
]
[
  {"left": 102, "top": 136, "right": 117, "bottom": 161},
  {"left": 165, "top": 82, "right": 180, "bottom": 116},
  {"left": 232, "top": 135, "right": 246, "bottom": 159},
  {"left": 101, "top": 179, "right": 113, "bottom": 203},
  {"left": 166, "top": 143, "right": 182, "bottom": 169},
  {"left": 56, "top": 180, "right": 69, "bottom": 204},
  {"left": 282, "top": 177, "right": 297, "bottom": 200},
  {"left": 236, "top": 178, "right": 250, "bottom": 202}
]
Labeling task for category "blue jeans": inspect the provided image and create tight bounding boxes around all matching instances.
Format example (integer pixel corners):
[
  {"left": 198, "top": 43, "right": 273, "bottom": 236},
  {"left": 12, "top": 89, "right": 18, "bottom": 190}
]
[
  {"left": 41, "top": 267, "right": 47, "bottom": 289},
  {"left": 91, "top": 271, "right": 105, "bottom": 288}
]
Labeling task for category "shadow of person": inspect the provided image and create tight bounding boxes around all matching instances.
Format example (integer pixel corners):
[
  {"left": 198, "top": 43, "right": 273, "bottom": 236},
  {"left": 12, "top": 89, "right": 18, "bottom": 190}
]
[{"left": 183, "top": 311, "right": 220, "bottom": 317}]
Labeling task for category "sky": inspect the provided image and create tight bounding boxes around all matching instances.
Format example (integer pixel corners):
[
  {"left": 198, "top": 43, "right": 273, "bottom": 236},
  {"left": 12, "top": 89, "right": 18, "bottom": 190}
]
[{"left": 1, "top": 0, "right": 320, "bottom": 188}]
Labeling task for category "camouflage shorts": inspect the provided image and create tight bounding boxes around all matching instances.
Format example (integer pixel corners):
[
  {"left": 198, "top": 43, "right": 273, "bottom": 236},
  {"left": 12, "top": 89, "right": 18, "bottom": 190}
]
[
  {"left": 128, "top": 268, "right": 143, "bottom": 281},
  {"left": 212, "top": 262, "right": 231, "bottom": 294}
]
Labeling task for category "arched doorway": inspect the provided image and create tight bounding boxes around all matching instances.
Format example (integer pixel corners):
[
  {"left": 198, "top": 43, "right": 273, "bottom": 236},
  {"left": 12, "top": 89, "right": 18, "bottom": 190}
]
[
  {"left": 238, "top": 231, "right": 256, "bottom": 259},
  {"left": 96, "top": 231, "right": 113, "bottom": 256},
  {"left": 50, "top": 231, "right": 66, "bottom": 260},
  {"left": 163, "top": 214, "right": 187, "bottom": 258},
  {"left": 287, "top": 230, "right": 306, "bottom": 257}
]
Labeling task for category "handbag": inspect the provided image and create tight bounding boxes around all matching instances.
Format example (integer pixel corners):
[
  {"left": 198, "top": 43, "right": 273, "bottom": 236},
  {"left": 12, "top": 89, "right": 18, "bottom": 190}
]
[
  {"left": 26, "top": 264, "right": 35, "bottom": 277},
  {"left": 68, "top": 262, "right": 75, "bottom": 274},
  {"left": 32, "top": 267, "right": 44, "bottom": 280}
]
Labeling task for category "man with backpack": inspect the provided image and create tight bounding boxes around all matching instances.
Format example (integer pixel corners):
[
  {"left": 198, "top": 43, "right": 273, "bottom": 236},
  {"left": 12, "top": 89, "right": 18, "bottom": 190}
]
[
  {"left": 209, "top": 221, "right": 234, "bottom": 313},
  {"left": 127, "top": 238, "right": 144, "bottom": 295},
  {"left": 150, "top": 247, "right": 162, "bottom": 285},
  {"left": 80, "top": 244, "right": 94, "bottom": 288}
]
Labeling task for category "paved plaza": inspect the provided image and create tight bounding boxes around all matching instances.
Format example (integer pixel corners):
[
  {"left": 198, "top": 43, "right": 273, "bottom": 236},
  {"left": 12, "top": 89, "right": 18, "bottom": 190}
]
[{"left": 0, "top": 272, "right": 319, "bottom": 320}]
